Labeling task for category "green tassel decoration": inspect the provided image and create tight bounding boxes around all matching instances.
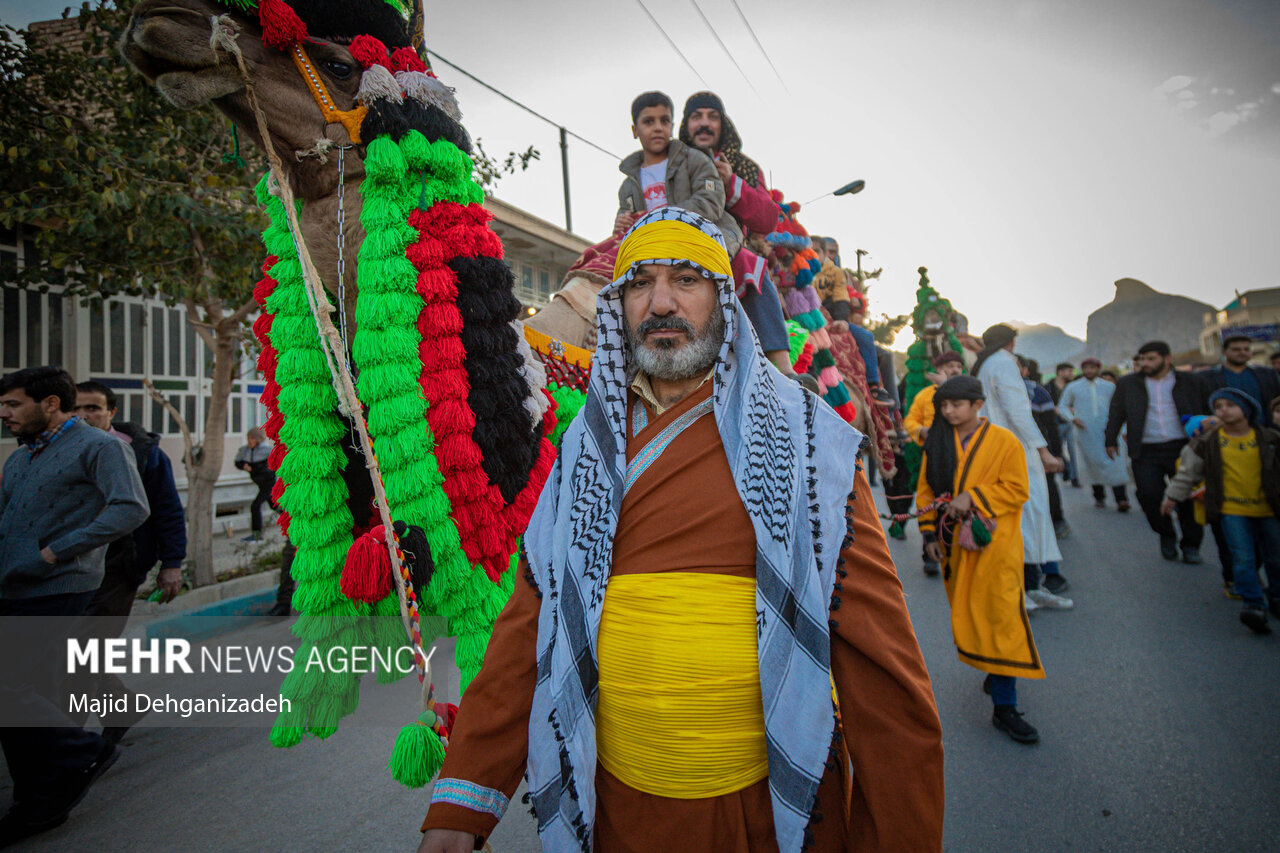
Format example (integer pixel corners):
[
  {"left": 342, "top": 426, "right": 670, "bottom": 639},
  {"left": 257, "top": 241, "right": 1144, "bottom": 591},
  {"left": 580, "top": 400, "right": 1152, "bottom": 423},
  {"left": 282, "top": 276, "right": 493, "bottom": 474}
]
[{"left": 388, "top": 723, "right": 446, "bottom": 789}]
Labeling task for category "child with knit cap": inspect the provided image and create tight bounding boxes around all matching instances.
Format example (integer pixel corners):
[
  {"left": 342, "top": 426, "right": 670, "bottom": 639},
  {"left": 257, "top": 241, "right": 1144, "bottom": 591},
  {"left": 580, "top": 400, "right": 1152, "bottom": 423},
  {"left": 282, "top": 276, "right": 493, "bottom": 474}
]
[{"left": 1163, "top": 388, "right": 1280, "bottom": 633}]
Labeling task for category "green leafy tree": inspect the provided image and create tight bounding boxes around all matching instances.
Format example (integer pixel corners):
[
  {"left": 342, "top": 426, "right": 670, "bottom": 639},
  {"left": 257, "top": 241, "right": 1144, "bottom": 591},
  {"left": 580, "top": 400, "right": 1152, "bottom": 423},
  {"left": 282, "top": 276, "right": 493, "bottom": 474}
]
[{"left": 1, "top": 2, "right": 268, "bottom": 585}]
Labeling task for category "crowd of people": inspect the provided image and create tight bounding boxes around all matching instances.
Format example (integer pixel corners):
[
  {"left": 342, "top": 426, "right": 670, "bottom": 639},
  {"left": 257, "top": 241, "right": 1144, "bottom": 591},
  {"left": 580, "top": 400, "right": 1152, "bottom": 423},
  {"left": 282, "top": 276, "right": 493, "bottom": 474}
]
[{"left": 3, "top": 84, "right": 1278, "bottom": 853}]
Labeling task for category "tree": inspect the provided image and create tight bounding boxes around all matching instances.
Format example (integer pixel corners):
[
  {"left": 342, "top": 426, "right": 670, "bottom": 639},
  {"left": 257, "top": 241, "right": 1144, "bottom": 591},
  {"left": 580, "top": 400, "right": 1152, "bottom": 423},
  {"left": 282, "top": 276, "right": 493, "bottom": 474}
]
[{"left": 1, "top": 2, "right": 268, "bottom": 586}]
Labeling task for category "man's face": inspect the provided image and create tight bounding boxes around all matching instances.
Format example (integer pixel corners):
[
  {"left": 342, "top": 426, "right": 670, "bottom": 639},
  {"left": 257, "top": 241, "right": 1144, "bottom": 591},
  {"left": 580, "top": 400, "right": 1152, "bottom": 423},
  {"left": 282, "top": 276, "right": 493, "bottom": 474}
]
[
  {"left": 1056, "top": 366, "right": 1073, "bottom": 382},
  {"left": 633, "top": 105, "right": 672, "bottom": 157},
  {"left": 1083, "top": 363, "right": 1101, "bottom": 380},
  {"left": 810, "top": 241, "right": 825, "bottom": 263},
  {"left": 1213, "top": 397, "right": 1246, "bottom": 426},
  {"left": 0, "top": 387, "right": 56, "bottom": 440},
  {"left": 75, "top": 391, "right": 115, "bottom": 431},
  {"left": 623, "top": 263, "right": 723, "bottom": 381},
  {"left": 1223, "top": 340, "right": 1252, "bottom": 367},
  {"left": 939, "top": 398, "right": 983, "bottom": 426},
  {"left": 1137, "top": 351, "right": 1170, "bottom": 376},
  {"left": 940, "top": 361, "right": 964, "bottom": 380},
  {"left": 246, "top": 435, "right": 260, "bottom": 448},
  {"left": 685, "top": 107, "right": 722, "bottom": 150},
  {"left": 824, "top": 241, "right": 840, "bottom": 265}
]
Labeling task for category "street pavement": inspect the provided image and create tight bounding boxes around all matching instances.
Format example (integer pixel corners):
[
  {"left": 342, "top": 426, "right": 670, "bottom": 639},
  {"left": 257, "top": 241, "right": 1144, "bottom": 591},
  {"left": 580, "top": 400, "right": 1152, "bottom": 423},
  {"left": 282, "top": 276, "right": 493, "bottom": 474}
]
[{"left": 6, "top": 481, "right": 1278, "bottom": 851}]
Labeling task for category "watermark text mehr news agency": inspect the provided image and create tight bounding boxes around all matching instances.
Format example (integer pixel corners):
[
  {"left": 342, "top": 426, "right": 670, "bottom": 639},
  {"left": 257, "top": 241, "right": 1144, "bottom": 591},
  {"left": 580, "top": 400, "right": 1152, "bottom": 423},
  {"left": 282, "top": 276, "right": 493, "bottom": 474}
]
[{"left": 66, "top": 638, "right": 423, "bottom": 675}]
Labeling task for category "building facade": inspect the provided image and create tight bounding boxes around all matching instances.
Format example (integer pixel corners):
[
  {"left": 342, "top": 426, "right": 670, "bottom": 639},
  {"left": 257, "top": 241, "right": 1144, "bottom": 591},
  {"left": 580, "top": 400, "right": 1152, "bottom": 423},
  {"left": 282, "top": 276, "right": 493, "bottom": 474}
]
[{"left": 1199, "top": 287, "right": 1280, "bottom": 361}]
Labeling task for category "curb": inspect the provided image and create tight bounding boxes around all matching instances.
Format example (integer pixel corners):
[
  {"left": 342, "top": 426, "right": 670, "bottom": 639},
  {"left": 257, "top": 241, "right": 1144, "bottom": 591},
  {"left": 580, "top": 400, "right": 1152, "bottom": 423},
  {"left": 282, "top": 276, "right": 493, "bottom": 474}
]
[{"left": 141, "top": 589, "right": 281, "bottom": 643}]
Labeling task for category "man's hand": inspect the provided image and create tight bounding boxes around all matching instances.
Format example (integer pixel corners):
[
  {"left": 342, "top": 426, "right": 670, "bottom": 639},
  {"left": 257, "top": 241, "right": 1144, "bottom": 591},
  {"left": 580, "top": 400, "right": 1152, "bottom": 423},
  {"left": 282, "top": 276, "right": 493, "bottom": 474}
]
[
  {"left": 713, "top": 155, "right": 734, "bottom": 189},
  {"left": 1072, "top": 418, "right": 1086, "bottom": 429},
  {"left": 918, "top": 426, "right": 930, "bottom": 442},
  {"left": 1105, "top": 445, "right": 1118, "bottom": 460},
  {"left": 156, "top": 567, "right": 183, "bottom": 603},
  {"left": 40, "top": 546, "right": 57, "bottom": 565},
  {"left": 417, "top": 829, "right": 476, "bottom": 853},
  {"left": 1159, "top": 498, "right": 1177, "bottom": 516},
  {"left": 1039, "top": 447, "right": 1064, "bottom": 474},
  {"left": 924, "top": 371, "right": 944, "bottom": 386},
  {"left": 924, "top": 541, "right": 944, "bottom": 563},
  {"left": 946, "top": 492, "right": 973, "bottom": 518}
]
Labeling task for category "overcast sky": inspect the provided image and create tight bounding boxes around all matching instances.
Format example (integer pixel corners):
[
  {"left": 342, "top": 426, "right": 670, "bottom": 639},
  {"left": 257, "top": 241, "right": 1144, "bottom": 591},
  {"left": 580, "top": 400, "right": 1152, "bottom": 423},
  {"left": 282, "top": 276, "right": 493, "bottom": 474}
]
[{"left": 6, "top": 0, "right": 1279, "bottom": 342}]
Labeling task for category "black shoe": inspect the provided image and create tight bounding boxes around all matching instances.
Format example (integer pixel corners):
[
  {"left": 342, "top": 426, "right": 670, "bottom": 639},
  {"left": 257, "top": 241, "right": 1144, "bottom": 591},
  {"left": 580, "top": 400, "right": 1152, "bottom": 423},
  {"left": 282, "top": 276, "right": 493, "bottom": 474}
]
[
  {"left": 1117, "top": 501, "right": 1131, "bottom": 513},
  {"left": 1071, "top": 479, "right": 1081, "bottom": 488},
  {"left": 101, "top": 703, "right": 149, "bottom": 747},
  {"left": 1042, "top": 573, "right": 1070, "bottom": 595},
  {"left": 26, "top": 743, "right": 118, "bottom": 828},
  {"left": 1181, "top": 547, "right": 1202, "bottom": 565},
  {"left": 992, "top": 705, "right": 1040, "bottom": 744},
  {"left": 1053, "top": 520, "right": 1071, "bottom": 539},
  {"left": 267, "top": 602, "right": 292, "bottom": 619},
  {"left": 1240, "top": 607, "right": 1271, "bottom": 635},
  {"left": 982, "top": 674, "right": 992, "bottom": 695},
  {"left": 1094, "top": 499, "right": 1107, "bottom": 508},
  {"left": 0, "top": 806, "right": 67, "bottom": 848},
  {"left": 922, "top": 560, "right": 940, "bottom": 577},
  {"left": 1160, "top": 536, "right": 1178, "bottom": 561}
]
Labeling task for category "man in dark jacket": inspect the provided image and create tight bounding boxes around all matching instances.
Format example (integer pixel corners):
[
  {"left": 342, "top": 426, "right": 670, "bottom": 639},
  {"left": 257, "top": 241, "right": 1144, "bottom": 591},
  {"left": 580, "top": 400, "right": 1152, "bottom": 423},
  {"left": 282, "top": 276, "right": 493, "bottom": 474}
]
[
  {"left": 0, "top": 366, "right": 148, "bottom": 843},
  {"left": 74, "top": 381, "right": 186, "bottom": 741},
  {"left": 1199, "top": 334, "right": 1280, "bottom": 411},
  {"left": 1105, "top": 341, "right": 1211, "bottom": 561}
]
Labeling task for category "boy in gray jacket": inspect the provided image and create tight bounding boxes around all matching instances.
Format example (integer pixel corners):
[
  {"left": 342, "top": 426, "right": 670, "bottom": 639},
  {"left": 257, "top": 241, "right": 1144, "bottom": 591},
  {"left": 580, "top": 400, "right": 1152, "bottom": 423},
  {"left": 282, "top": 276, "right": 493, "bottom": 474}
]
[{"left": 0, "top": 366, "right": 148, "bottom": 843}]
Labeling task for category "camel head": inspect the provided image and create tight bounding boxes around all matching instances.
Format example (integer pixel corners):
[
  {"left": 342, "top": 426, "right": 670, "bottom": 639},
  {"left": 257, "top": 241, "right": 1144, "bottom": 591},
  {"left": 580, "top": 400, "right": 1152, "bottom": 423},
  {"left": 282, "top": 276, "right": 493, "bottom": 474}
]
[{"left": 121, "top": 0, "right": 462, "bottom": 201}]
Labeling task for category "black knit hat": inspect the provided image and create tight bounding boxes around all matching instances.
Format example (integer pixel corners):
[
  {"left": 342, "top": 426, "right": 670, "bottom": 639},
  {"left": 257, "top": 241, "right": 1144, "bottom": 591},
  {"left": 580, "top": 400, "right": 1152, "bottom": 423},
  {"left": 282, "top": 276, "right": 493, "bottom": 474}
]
[{"left": 682, "top": 91, "right": 725, "bottom": 122}]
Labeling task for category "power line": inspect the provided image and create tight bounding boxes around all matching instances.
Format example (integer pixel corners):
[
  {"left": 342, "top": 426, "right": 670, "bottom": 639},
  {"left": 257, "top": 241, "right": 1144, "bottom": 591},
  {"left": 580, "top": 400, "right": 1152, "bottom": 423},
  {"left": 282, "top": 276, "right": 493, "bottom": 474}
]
[
  {"left": 632, "top": 0, "right": 710, "bottom": 87},
  {"left": 728, "top": 0, "right": 789, "bottom": 93},
  {"left": 426, "top": 49, "right": 622, "bottom": 160},
  {"left": 687, "top": 0, "right": 761, "bottom": 98}
]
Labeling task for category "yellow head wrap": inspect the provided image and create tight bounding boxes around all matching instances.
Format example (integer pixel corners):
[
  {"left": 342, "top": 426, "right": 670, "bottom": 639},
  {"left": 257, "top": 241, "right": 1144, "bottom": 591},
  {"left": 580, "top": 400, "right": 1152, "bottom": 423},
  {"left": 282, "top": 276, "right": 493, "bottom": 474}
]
[{"left": 612, "top": 218, "right": 733, "bottom": 282}]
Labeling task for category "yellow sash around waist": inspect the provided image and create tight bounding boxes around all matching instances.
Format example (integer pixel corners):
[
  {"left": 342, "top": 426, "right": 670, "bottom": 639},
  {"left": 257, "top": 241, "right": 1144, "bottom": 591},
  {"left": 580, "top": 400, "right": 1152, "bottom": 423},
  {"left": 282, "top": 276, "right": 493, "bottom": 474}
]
[{"left": 595, "top": 572, "right": 768, "bottom": 799}]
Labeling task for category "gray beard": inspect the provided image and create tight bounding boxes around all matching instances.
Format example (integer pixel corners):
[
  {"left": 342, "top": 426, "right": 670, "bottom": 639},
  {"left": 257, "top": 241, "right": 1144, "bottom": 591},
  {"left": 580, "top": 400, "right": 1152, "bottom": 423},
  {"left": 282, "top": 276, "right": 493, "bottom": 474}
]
[{"left": 624, "top": 309, "right": 725, "bottom": 382}]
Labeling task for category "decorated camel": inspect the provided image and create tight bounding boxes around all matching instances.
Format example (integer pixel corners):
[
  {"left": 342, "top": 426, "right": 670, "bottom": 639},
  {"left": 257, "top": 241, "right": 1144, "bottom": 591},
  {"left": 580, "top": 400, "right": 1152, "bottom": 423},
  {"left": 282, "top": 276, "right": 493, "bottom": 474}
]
[
  {"left": 900, "top": 267, "right": 967, "bottom": 482},
  {"left": 123, "top": 0, "right": 556, "bottom": 785}
]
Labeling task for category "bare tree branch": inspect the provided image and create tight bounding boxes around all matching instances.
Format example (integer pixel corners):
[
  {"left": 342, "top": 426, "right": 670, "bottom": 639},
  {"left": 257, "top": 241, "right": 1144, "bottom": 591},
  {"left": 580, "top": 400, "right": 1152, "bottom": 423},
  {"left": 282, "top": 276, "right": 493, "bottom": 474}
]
[{"left": 142, "top": 378, "right": 195, "bottom": 471}]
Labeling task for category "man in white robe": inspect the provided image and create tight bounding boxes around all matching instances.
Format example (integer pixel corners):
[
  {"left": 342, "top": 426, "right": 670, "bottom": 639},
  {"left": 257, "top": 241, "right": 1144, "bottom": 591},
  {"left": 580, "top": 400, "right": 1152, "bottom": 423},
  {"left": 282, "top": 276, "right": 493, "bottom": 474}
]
[
  {"left": 973, "top": 324, "right": 1073, "bottom": 608},
  {"left": 1058, "top": 358, "right": 1131, "bottom": 511}
]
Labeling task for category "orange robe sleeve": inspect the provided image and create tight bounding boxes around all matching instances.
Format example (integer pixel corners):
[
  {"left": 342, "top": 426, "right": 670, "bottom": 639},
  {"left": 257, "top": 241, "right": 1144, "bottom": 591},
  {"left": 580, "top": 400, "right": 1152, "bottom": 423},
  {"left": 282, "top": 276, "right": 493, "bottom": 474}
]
[
  {"left": 833, "top": 468, "right": 946, "bottom": 851},
  {"left": 419, "top": 559, "right": 540, "bottom": 842}
]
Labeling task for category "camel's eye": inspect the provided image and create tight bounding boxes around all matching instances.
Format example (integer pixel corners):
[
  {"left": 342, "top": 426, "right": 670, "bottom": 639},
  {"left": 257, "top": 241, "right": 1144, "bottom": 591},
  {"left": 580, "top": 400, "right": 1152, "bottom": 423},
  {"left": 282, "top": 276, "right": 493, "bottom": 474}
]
[{"left": 323, "top": 60, "right": 354, "bottom": 80}]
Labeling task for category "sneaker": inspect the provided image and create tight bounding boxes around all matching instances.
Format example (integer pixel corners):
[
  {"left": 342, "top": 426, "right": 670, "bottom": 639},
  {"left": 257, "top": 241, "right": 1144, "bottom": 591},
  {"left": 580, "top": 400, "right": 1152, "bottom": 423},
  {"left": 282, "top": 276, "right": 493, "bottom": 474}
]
[
  {"left": 1023, "top": 592, "right": 1040, "bottom": 612},
  {"left": 1027, "top": 587, "right": 1074, "bottom": 609},
  {"left": 1054, "top": 520, "right": 1071, "bottom": 539},
  {"left": 888, "top": 521, "right": 906, "bottom": 541},
  {"left": 992, "top": 705, "right": 1040, "bottom": 744},
  {"left": 1181, "top": 547, "right": 1202, "bottom": 565},
  {"left": 871, "top": 387, "right": 895, "bottom": 408},
  {"left": 1223, "top": 583, "right": 1243, "bottom": 601},
  {"left": 1117, "top": 501, "right": 1131, "bottom": 513},
  {"left": 1240, "top": 607, "right": 1271, "bottom": 635},
  {"left": 1160, "top": 536, "right": 1178, "bottom": 561},
  {"left": 1042, "top": 574, "right": 1070, "bottom": 595},
  {"left": 922, "top": 560, "right": 940, "bottom": 577}
]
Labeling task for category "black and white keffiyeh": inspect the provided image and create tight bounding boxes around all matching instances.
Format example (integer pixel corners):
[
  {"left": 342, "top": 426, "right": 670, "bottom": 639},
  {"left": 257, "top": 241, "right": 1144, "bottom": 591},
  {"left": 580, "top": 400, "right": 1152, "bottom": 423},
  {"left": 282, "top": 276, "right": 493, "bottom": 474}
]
[{"left": 523, "top": 207, "right": 862, "bottom": 852}]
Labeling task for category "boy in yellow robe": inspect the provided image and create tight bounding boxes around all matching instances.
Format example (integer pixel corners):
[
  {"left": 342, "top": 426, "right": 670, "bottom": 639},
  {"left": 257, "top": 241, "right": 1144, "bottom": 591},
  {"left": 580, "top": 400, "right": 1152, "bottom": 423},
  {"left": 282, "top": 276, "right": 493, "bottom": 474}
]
[{"left": 917, "top": 375, "right": 1047, "bottom": 744}]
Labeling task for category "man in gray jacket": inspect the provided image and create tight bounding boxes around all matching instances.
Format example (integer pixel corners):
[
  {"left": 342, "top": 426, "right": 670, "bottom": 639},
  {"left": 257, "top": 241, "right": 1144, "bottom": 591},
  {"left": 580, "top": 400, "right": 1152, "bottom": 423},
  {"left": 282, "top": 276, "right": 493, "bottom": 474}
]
[
  {"left": 614, "top": 91, "right": 743, "bottom": 259},
  {"left": 0, "top": 366, "right": 149, "bottom": 843}
]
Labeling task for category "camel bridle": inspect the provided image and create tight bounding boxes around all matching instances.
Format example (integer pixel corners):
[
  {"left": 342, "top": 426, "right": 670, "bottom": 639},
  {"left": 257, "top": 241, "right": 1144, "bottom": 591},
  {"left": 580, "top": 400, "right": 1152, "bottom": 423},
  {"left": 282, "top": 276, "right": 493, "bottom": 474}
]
[{"left": 290, "top": 44, "right": 367, "bottom": 145}]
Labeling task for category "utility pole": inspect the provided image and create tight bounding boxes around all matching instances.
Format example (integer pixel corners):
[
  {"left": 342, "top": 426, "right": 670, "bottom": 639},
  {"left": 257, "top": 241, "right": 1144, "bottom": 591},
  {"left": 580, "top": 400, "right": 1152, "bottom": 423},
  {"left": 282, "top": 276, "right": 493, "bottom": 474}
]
[{"left": 559, "top": 127, "right": 572, "bottom": 233}]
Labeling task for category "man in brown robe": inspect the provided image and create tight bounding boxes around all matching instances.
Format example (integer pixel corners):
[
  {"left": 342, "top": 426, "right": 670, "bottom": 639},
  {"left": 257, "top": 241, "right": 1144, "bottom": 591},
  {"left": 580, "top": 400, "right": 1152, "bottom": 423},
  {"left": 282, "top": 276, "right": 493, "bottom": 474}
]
[{"left": 418, "top": 207, "right": 943, "bottom": 853}]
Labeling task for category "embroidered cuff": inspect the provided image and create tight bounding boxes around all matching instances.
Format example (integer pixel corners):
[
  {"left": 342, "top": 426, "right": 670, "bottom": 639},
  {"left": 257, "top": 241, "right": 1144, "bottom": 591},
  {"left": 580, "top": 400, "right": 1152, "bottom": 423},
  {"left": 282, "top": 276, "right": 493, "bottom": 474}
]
[{"left": 430, "top": 778, "right": 510, "bottom": 821}]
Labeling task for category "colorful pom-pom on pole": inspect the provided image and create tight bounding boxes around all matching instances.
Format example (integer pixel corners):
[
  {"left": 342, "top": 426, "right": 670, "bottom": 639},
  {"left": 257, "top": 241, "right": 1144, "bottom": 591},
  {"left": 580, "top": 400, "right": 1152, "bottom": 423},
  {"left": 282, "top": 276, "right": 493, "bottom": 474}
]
[{"left": 340, "top": 525, "right": 394, "bottom": 603}]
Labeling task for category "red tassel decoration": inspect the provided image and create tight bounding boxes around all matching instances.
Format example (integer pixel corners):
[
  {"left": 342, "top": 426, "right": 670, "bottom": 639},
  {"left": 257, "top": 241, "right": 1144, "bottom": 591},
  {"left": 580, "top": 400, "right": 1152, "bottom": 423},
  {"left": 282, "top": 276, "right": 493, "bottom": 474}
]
[
  {"left": 348, "top": 34, "right": 390, "bottom": 70},
  {"left": 389, "top": 46, "right": 428, "bottom": 74},
  {"left": 340, "top": 525, "right": 394, "bottom": 604},
  {"left": 255, "top": 0, "right": 308, "bottom": 50}
]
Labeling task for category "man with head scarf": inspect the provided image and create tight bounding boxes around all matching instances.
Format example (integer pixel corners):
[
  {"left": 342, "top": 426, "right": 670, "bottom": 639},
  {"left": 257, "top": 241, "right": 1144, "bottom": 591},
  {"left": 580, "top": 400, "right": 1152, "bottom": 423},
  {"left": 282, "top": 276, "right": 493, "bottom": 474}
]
[
  {"left": 972, "top": 324, "right": 1073, "bottom": 608},
  {"left": 916, "top": 376, "right": 1046, "bottom": 743},
  {"left": 419, "top": 208, "right": 944, "bottom": 853},
  {"left": 678, "top": 92, "right": 798, "bottom": 380},
  {"left": 1058, "top": 358, "right": 1131, "bottom": 511}
]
